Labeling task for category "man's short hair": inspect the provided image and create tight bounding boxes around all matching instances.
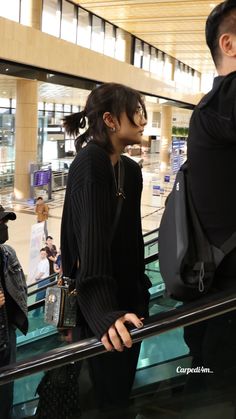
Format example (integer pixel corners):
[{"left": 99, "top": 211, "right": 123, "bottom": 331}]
[
  {"left": 36, "top": 197, "right": 43, "bottom": 201},
  {"left": 40, "top": 248, "right": 46, "bottom": 252},
  {"left": 46, "top": 235, "right": 53, "bottom": 240},
  {"left": 206, "top": 0, "right": 236, "bottom": 66}
]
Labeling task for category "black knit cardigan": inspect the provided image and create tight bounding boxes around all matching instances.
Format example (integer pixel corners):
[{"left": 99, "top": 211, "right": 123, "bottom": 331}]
[{"left": 61, "top": 142, "right": 149, "bottom": 339}]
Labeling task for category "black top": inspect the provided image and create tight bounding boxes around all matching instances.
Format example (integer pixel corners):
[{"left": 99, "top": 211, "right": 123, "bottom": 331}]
[
  {"left": 187, "top": 71, "right": 236, "bottom": 283},
  {"left": 61, "top": 143, "right": 149, "bottom": 339}
]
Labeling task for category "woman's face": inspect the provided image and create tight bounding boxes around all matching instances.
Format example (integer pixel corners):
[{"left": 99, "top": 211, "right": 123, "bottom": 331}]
[{"left": 114, "top": 104, "right": 147, "bottom": 147}]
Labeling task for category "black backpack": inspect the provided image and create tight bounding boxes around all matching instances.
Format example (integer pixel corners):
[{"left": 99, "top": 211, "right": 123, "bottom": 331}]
[{"left": 158, "top": 161, "right": 236, "bottom": 302}]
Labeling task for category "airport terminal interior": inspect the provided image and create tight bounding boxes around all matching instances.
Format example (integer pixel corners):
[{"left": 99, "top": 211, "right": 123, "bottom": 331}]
[{"left": 0, "top": 1, "right": 235, "bottom": 418}]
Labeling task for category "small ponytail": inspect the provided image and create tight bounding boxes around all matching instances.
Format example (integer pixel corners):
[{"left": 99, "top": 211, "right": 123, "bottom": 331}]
[{"left": 63, "top": 110, "right": 86, "bottom": 138}]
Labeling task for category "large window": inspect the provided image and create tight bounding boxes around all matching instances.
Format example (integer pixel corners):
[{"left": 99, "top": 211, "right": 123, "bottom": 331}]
[
  {"left": 104, "top": 22, "right": 116, "bottom": 58},
  {"left": 143, "top": 43, "right": 151, "bottom": 71},
  {"left": 77, "top": 8, "right": 91, "bottom": 48},
  {"left": 42, "top": 0, "right": 60, "bottom": 37},
  {"left": 91, "top": 15, "right": 104, "bottom": 53},
  {"left": 115, "top": 28, "right": 126, "bottom": 62},
  {"left": 134, "top": 38, "right": 142, "bottom": 68},
  {"left": 163, "top": 54, "right": 172, "bottom": 81},
  {"left": 157, "top": 51, "right": 164, "bottom": 78},
  {"left": 150, "top": 47, "right": 158, "bottom": 74},
  {"left": 61, "top": 0, "right": 76, "bottom": 43},
  {"left": 0, "top": 0, "right": 20, "bottom": 22}
]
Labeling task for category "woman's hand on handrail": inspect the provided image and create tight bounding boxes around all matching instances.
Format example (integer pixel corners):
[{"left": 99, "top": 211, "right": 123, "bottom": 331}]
[{"left": 101, "top": 313, "right": 143, "bottom": 352}]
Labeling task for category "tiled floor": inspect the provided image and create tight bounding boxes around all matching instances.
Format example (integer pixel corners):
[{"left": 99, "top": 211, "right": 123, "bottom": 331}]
[{"left": 3, "top": 152, "right": 175, "bottom": 276}]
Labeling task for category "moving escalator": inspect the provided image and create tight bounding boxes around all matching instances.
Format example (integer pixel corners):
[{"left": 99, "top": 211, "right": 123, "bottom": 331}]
[
  {"left": 2, "top": 229, "right": 235, "bottom": 418},
  {"left": 1, "top": 288, "right": 236, "bottom": 419}
]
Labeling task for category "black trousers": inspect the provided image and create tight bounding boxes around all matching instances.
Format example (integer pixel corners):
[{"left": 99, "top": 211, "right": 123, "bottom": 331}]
[
  {"left": 0, "top": 326, "right": 16, "bottom": 419},
  {"left": 73, "top": 326, "right": 141, "bottom": 418}
]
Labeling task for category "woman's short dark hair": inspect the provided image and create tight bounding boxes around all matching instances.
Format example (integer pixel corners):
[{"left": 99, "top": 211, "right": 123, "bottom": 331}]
[{"left": 63, "top": 83, "right": 147, "bottom": 153}]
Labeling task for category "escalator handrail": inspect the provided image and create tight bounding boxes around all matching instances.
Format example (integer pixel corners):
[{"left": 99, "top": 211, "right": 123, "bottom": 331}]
[
  {"left": 27, "top": 273, "right": 58, "bottom": 289},
  {"left": 143, "top": 237, "right": 158, "bottom": 247},
  {"left": 143, "top": 228, "right": 159, "bottom": 239},
  {"left": 0, "top": 287, "right": 236, "bottom": 385},
  {"left": 27, "top": 279, "right": 58, "bottom": 297}
]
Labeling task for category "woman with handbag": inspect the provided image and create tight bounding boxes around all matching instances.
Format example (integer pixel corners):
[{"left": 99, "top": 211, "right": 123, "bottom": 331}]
[{"left": 61, "top": 83, "right": 151, "bottom": 419}]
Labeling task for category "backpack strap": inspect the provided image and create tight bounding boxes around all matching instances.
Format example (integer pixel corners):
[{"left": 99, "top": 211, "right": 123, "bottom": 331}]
[
  {"left": 220, "top": 232, "right": 236, "bottom": 255},
  {"left": 183, "top": 162, "right": 213, "bottom": 262}
]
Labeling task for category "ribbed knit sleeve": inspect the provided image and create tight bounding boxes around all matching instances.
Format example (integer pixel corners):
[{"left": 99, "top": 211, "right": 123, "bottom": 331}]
[{"left": 68, "top": 145, "right": 126, "bottom": 339}]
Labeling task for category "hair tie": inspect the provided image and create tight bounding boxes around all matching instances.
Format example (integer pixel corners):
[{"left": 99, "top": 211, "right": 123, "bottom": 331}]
[{"left": 79, "top": 110, "right": 86, "bottom": 129}]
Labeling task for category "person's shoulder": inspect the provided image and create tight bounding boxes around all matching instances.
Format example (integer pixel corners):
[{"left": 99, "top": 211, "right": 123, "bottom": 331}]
[
  {"left": 219, "top": 72, "right": 236, "bottom": 97},
  {"left": 198, "top": 72, "right": 236, "bottom": 112},
  {"left": 79, "top": 142, "right": 110, "bottom": 164},
  {"left": 1, "top": 244, "right": 17, "bottom": 259},
  {"left": 70, "top": 143, "right": 111, "bottom": 186}
]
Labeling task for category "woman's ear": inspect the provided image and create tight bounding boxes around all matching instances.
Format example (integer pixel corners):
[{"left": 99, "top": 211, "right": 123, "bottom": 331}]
[
  {"left": 219, "top": 33, "right": 236, "bottom": 58},
  {"left": 103, "top": 112, "right": 116, "bottom": 131}
]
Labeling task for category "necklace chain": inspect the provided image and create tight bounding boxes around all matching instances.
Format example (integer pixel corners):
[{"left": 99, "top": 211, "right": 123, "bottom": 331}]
[{"left": 113, "top": 159, "right": 125, "bottom": 199}]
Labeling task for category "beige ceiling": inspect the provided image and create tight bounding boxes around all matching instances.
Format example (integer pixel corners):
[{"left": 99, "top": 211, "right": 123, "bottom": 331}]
[
  {"left": 0, "top": 75, "right": 90, "bottom": 106},
  {"left": 0, "top": 76, "right": 193, "bottom": 128},
  {"left": 72, "top": 0, "right": 221, "bottom": 74}
]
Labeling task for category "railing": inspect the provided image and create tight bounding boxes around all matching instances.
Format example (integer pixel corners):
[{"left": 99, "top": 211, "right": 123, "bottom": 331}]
[
  {"left": 1, "top": 288, "right": 236, "bottom": 385},
  {"left": 27, "top": 273, "right": 58, "bottom": 289}
]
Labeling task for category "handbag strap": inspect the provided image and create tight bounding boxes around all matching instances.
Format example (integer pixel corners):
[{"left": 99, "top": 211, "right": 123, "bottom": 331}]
[{"left": 111, "top": 156, "right": 125, "bottom": 242}]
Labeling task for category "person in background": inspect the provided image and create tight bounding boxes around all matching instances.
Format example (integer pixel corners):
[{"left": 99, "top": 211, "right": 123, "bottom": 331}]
[
  {"left": 183, "top": 0, "right": 236, "bottom": 414},
  {"left": 54, "top": 248, "right": 61, "bottom": 274},
  {"left": 0, "top": 205, "right": 28, "bottom": 419},
  {"left": 61, "top": 83, "right": 151, "bottom": 419},
  {"left": 33, "top": 248, "right": 50, "bottom": 318},
  {"left": 45, "top": 235, "right": 57, "bottom": 276},
  {"left": 35, "top": 196, "right": 49, "bottom": 238}
]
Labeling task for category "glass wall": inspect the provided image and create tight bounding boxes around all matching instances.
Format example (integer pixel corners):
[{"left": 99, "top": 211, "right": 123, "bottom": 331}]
[
  {"left": 61, "top": 0, "right": 77, "bottom": 43},
  {"left": 41, "top": 0, "right": 128, "bottom": 63},
  {"left": 134, "top": 38, "right": 143, "bottom": 68},
  {"left": 104, "top": 22, "right": 116, "bottom": 58},
  {"left": 0, "top": 0, "right": 20, "bottom": 22},
  {"left": 132, "top": 36, "right": 201, "bottom": 92},
  {"left": 77, "top": 8, "right": 91, "bottom": 48},
  {"left": 115, "top": 28, "right": 126, "bottom": 62},
  {"left": 42, "top": 0, "right": 60, "bottom": 37},
  {"left": 0, "top": 99, "right": 15, "bottom": 190},
  {"left": 91, "top": 15, "right": 104, "bottom": 54}
]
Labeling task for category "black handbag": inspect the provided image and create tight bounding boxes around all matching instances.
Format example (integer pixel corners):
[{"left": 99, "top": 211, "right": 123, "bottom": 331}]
[{"left": 44, "top": 279, "right": 78, "bottom": 328}]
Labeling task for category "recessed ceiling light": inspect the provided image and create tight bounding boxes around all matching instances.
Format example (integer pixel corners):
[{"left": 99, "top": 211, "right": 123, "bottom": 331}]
[{"left": 5, "top": 68, "right": 9, "bottom": 72}]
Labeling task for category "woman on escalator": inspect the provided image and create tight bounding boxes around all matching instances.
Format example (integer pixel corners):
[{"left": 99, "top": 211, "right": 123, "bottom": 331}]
[{"left": 61, "top": 82, "right": 151, "bottom": 419}]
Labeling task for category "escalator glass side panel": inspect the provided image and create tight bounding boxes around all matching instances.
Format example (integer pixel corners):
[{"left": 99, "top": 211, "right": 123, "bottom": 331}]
[
  {"left": 16, "top": 305, "right": 57, "bottom": 349},
  {"left": 8, "top": 308, "right": 236, "bottom": 419}
]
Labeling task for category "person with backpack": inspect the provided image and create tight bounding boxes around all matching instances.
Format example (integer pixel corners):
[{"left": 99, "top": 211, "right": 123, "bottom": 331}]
[
  {"left": 182, "top": 0, "right": 236, "bottom": 412},
  {"left": 60, "top": 83, "right": 151, "bottom": 418}
]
